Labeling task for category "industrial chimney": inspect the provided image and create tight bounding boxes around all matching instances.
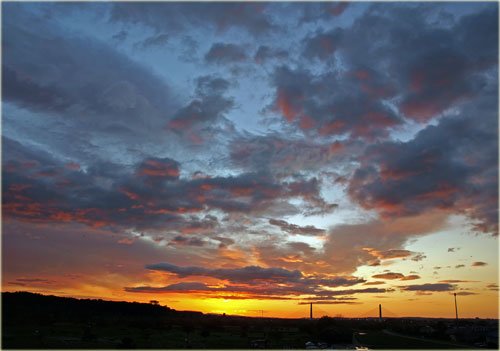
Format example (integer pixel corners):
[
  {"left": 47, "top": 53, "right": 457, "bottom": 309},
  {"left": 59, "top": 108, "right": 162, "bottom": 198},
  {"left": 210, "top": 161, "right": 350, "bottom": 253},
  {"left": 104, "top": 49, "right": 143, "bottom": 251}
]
[
  {"left": 310, "top": 303, "right": 313, "bottom": 320},
  {"left": 379, "top": 304, "right": 382, "bottom": 321}
]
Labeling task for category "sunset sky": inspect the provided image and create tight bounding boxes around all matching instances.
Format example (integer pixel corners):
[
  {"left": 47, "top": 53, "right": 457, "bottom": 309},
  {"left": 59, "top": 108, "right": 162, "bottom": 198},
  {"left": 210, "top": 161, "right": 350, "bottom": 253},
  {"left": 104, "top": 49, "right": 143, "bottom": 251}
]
[{"left": 2, "top": 2, "right": 498, "bottom": 319}]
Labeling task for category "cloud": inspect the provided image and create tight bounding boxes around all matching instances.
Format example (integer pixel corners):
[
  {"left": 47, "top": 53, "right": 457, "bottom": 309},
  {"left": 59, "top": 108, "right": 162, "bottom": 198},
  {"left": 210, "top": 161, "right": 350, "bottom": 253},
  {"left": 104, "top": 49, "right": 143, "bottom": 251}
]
[
  {"left": 410, "top": 253, "right": 427, "bottom": 262},
  {"left": 401, "top": 283, "right": 456, "bottom": 292},
  {"left": 333, "top": 4, "right": 498, "bottom": 122},
  {"left": 486, "top": 284, "right": 498, "bottom": 291},
  {"left": 401, "top": 275, "right": 421, "bottom": 281},
  {"left": 254, "top": 45, "right": 288, "bottom": 64},
  {"left": 471, "top": 261, "right": 488, "bottom": 267},
  {"left": 453, "top": 291, "right": 477, "bottom": 296},
  {"left": 169, "top": 236, "right": 206, "bottom": 247},
  {"left": 371, "top": 272, "right": 420, "bottom": 281},
  {"left": 268, "top": 219, "right": 325, "bottom": 236},
  {"left": 297, "top": 301, "right": 360, "bottom": 305},
  {"left": 372, "top": 272, "right": 404, "bottom": 280},
  {"left": 136, "top": 158, "right": 180, "bottom": 181},
  {"left": 2, "top": 138, "right": 336, "bottom": 232},
  {"left": 166, "top": 75, "right": 234, "bottom": 142},
  {"left": 126, "top": 282, "right": 211, "bottom": 293},
  {"left": 145, "top": 263, "right": 303, "bottom": 283},
  {"left": 125, "top": 281, "right": 388, "bottom": 300},
  {"left": 137, "top": 262, "right": 368, "bottom": 299},
  {"left": 3, "top": 4, "right": 176, "bottom": 137},
  {"left": 348, "top": 104, "right": 498, "bottom": 235},
  {"left": 124, "top": 282, "right": 385, "bottom": 301},
  {"left": 300, "top": 2, "right": 350, "bottom": 22},
  {"left": 111, "top": 30, "right": 127, "bottom": 42},
  {"left": 455, "top": 264, "right": 465, "bottom": 269},
  {"left": 230, "top": 134, "right": 353, "bottom": 176},
  {"left": 134, "top": 33, "right": 169, "bottom": 50},
  {"left": 204, "top": 43, "right": 247, "bottom": 64},
  {"left": 302, "top": 28, "right": 343, "bottom": 61},
  {"left": 365, "top": 249, "right": 415, "bottom": 260},
  {"left": 271, "top": 65, "right": 401, "bottom": 139},
  {"left": 321, "top": 211, "right": 448, "bottom": 274},
  {"left": 110, "top": 2, "right": 276, "bottom": 37}
]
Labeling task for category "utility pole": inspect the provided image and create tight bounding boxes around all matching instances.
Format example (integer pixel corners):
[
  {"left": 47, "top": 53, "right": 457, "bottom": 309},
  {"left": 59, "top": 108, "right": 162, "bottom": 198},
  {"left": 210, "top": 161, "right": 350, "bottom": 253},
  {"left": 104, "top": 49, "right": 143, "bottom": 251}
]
[
  {"left": 250, "top": 310, "right": 265, "bottom": 318},
  {"left": 454, "top": 293, "right": 458, "bottom": 325}
]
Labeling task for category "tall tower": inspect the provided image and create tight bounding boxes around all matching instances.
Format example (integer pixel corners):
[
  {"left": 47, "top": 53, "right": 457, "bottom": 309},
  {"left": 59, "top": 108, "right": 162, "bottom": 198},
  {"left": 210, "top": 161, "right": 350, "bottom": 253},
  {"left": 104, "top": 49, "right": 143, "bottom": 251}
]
[
  {"left": 310, "top": 303, "right": 313, "bottom": 320},
  {"left": 379, "top": 304, "right": 382, "bottom": 321},
  {"left": 454, "top": 293, "right": 458, "bottom": 324}
]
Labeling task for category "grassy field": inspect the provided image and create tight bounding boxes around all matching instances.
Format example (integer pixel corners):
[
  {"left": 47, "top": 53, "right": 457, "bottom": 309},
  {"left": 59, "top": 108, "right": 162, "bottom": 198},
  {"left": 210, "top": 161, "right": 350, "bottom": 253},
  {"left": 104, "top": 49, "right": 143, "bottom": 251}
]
[
  {"left": 3, "top": 320, "right": 311, "bottom": 349},
  {"left": 354, "top": 330, "right": 475, "bottom": 349}
]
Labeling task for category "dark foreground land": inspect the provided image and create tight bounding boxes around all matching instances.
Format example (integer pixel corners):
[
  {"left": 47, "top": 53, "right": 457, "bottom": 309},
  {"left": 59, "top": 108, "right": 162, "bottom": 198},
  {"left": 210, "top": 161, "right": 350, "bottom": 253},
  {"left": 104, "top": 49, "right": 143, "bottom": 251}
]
[{"left": 2, "top": 292, "right": 498, "bottom": 349}]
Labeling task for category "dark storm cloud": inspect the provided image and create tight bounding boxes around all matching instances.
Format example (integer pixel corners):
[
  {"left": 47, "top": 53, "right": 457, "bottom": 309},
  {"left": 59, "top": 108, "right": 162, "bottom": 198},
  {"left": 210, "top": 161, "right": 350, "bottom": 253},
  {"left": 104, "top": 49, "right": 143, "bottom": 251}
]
[
  {"left": 205, "top": 43, "right": 247, "bottom": 64},
  {"left": 2, "top": 66, "right": 70, "bottom": 112},
  {"left": 254, "top": 45, "right": 288, "bottom": 64},
  {"left": 110, "top": 2, "right": 275, "bottom": 37},
  {"left": 302, "top": 28, "right": 343, "bottom": 61},
  {"left": 136, "top": 158, "right": 180, "bottom": 181},
  {"left": 348, "top": 97, "right": 498, "bottom": 234},
  {"left": 2, "top": 4, "right": 176, "bottom": 135},
  {"left": 3, "top": 139, "right": 333, "bottom": 231},
  {"left": 125, "top": 281, "right": 378, "bottom": 300},
  {"left": 2, "top": 139, "right": 193, "bottom": 231},
  {"left": 268, "top": 219, "right": 325, "bottom": 236},
  {"left": 120, "top": 170, "right": 334, "bottom": 225},
  {"left": 400, "top": 283, "right": 456, "bottom": 292},
  {"left": 128, "top": 262, "right": 369, "bottom": 298},
  {"left": 145, "top": 263, "right": 303, "bottom": 283},
  {"left": 146, "top": 262, "right": 365, "bottom": 288},
  {"left": 166, "top": 75, "right": 234, "bottom": 143},
  {"left": 230, "top": 134, "right": 352, "bottom": 176},
  {"left": 299, "top": 2, "right": 350, "bottom": 23},
  {"left": 111, "top": 30, "right": 127, "bottom": 42},
  {"left": 349, "top": 116, "right": 498, "bottom": 234},
  {"left": 271, "top": 65, "right": 401, "bottom": 139},
  {"left": 170, "top": 236, "right": 206, "bottom": 247},
  {"left": 353, "top": 4, "right": 497, "bottom": 122},
  {"left": 297, "top": 4, "right": 498, "bottom": 122}
]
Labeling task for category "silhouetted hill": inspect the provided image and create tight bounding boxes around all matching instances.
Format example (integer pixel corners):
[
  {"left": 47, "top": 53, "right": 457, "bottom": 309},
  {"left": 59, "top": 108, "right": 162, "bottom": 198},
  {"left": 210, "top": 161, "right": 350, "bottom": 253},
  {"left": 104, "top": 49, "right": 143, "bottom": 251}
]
[{"left": 3, "top": 291, "right": 176, "bottom": 323}]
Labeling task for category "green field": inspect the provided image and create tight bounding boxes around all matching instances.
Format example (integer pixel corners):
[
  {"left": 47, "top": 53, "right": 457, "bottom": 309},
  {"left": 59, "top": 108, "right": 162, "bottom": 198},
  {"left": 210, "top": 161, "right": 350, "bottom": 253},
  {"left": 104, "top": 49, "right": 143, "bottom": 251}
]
[
  {"left": 354, "top": 330, "right": 475, "bottom": 349},
  {"left": 3, "top": 320, "right": 312, "bottom": 349}
]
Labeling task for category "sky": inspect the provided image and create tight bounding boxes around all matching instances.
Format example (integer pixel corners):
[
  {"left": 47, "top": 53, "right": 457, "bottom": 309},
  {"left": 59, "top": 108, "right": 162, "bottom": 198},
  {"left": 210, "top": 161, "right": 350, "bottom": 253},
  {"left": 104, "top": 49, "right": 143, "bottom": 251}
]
[{"left": 2, "top": 1, "right": 499, "bottom": 319}]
